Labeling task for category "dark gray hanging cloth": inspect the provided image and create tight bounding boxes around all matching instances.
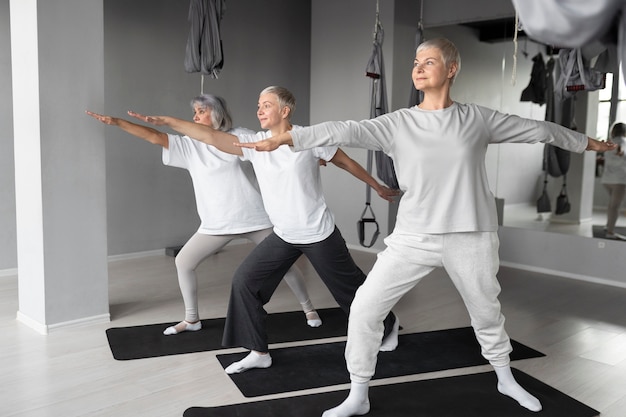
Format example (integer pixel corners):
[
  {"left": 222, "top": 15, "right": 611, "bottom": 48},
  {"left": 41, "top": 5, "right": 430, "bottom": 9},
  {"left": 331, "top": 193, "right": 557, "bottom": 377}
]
[
  {"left": 520, "top": 53, "right": 546, "bottom": 105},
  {"left": 408, "top": 24, "right": 424, "bottom": 107},
  {"left": 366, "top": 23, "right": 399, "bottom": 190},
  {"left": 184, "top": 0, "right": 226, "bottom": 78}
]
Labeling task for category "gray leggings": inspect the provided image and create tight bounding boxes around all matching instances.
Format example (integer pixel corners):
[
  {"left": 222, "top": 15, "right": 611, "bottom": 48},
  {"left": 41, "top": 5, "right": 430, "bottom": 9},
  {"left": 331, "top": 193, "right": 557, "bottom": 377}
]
[
  {"left": 174, "top": 228, "right": 311, "bottom": 322},
  {"left": 603, "top": 183, "right": 626, "bottom": 233}
]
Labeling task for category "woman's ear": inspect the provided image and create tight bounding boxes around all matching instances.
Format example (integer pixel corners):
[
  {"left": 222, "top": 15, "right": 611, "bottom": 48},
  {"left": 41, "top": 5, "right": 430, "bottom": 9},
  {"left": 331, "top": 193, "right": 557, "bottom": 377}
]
[{"left": 448, "top": 62, "right": 458, "bottom": 79}]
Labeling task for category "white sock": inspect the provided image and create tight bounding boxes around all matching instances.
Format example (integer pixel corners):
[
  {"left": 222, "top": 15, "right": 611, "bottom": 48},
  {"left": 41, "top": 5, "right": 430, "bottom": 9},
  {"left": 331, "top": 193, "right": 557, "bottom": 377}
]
[
  {"left": 301, "top": 300, "right": 322, "bottom": 327},
  {"left": 163, "top": 320, "right": 202, "bottom": 335},
  {"left": 379, "top": 315, "right": 400, "bottom": 352},
  {"left": 306, "top": 311, "right": 322, "bottom": 327},
  {"left": 322, "top": 381, "right": 370, "bottom": 417},
  {"left": 224, "top": 351, "right": 272, "bottom": 374},
  {"left": 494, "top": 365, "right": 542, "bottom": 412}
]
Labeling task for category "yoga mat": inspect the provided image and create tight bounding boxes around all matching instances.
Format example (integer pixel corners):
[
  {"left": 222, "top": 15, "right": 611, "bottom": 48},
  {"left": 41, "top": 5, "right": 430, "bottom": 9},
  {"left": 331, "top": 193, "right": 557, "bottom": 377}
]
[
  {"left": 592, "top": 225, "right": 626, "bottom": 240},
  {"left": 105, "top": 307, "right": 347, "bottom": 360},
  {"left": 217, "top": 327, "right": 545, "bottom": 397},
  {"left": 183, "top": 368, "right": 599, "bottom": 417}
]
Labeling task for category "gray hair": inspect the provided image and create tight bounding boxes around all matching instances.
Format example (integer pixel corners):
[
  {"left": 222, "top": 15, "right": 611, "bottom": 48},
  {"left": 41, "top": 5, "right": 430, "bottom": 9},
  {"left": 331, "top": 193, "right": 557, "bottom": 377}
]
[
  {"left": 190, "top": 94, "right": 233, "bottom": 132},
  {"left": 260, "top": 86, "right": 296, "bottom": 120},
  {"left": 416, "top": 38, "right": 461, "bottom": 83}
]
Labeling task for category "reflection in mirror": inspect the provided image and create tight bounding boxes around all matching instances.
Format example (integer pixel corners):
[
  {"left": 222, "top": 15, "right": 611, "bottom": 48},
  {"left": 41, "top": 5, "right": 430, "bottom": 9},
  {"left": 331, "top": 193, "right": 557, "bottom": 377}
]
[
  {"left": 593, "top": 72, "right": 626, "bottom": 240},
  {"left": 425, "top": 23, "right": 626, "bottom": 240}
]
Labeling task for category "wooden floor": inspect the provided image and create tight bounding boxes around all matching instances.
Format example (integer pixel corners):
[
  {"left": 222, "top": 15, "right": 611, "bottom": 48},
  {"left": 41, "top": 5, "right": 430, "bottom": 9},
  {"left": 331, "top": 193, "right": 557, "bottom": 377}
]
[{"left": 1, "top": 243, "right": 625, "bottom": 417}]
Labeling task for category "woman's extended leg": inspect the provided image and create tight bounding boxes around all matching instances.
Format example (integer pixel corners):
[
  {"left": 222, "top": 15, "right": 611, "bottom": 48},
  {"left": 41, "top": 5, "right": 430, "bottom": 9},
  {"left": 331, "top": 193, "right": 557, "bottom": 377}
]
[
  {"left": 164, "top": 233, "right": 232, "bottom": 335},
  {"left": 604, "top": 184, "right": 626, "bottom": 236},
  {"left": 247, "top": 228, "right": 321, "bottom": 327},
  {"left": 443, "top": 232, "right": 541, "bottom": 412},
  {"left": 322, "top": 232, "right": 439, "bottom": 417}
]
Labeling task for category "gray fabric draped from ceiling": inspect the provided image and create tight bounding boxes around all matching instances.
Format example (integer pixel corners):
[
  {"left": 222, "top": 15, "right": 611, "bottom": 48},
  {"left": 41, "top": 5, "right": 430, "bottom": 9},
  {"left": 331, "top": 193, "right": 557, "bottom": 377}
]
[
  {"left": 184, "top": 0, "right": 226, "bottom": 79},
  {"left": 408, "top": 22, "right": 425, "bottom": 108},
  {"left": 366, "top": 15, "right": 399, "bottom": 191}
]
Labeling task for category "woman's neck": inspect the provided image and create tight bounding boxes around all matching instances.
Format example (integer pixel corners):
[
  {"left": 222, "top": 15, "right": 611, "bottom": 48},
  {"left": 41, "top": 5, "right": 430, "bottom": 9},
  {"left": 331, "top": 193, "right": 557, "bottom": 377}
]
[
  {"left": 269, "top": 121, "right": 293, "bottom": 136},
  {"left": 417, "top": 86, "right": 454, "bottom": 110}
]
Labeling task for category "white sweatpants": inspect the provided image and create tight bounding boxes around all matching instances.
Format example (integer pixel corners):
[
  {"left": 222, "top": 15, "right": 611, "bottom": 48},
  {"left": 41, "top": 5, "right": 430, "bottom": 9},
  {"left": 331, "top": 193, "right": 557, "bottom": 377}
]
[
  {"left": 175, "top": 228, "right": 312, "bottom": 322},
  {"left": 346, "top": 231, "right": 512, "bottom": 382}
]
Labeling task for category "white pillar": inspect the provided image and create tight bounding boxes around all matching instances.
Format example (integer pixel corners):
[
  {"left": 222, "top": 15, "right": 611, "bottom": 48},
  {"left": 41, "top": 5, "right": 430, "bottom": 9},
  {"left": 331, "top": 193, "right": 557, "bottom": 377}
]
[{"left": 10, "top": 0, "right": 109, "bottom": 333}]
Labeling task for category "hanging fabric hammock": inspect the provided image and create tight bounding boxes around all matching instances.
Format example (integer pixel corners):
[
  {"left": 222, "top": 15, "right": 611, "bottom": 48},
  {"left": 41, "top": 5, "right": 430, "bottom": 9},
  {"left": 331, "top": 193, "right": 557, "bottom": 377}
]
[
  {"left": 358, "top": 2, "right": 398, "bottom": 248},
  {"left": 365, "top": 5, "right": 399, "bottom": 190},
  {"left": 184, "top": 0, "right": 226, "bottom": 81},
  {"left": 408, "top": 18, "right": 424, "bottom": 108}
]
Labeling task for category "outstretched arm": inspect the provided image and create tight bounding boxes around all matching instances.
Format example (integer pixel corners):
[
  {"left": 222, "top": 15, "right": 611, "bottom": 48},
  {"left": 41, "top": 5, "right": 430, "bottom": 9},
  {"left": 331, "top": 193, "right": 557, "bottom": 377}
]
[
  {"left": 329, "top": 149, "right": 399, "bottom": 202},
  {"left": 86, "top": 110, "right": 169, "bottom": 148},
  {"left": 235, "top": 131, "right": 293, "bottom": 151},
  {"left": 127, "top": 111, "right": 243, "bottom": 156},
  {"left": 586, "top": 137, "right": 617, "bottom": 152}
]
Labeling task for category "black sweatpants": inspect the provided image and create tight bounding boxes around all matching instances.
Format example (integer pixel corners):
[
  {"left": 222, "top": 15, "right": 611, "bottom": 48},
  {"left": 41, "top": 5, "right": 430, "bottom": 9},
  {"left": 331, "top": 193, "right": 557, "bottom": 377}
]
[{"left": 222, "top": 227, "right": 395, "bottom": 351}]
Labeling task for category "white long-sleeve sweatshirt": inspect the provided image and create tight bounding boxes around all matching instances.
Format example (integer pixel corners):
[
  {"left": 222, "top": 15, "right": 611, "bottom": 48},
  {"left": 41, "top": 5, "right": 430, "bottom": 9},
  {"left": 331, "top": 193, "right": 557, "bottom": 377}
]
[{"left": 291, "top": 102, "right": 588, "bottom": 234}]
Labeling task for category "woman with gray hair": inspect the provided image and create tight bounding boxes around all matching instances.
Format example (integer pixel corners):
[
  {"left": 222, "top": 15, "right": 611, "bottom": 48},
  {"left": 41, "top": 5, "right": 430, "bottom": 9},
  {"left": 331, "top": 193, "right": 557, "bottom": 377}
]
[{"left": 86, "top": 93, "right": 322, "bottom": 336}]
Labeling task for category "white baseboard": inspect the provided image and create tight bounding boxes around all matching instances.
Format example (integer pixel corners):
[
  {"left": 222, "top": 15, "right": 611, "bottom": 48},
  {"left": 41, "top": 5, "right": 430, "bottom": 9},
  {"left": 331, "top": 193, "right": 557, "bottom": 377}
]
[
  {"left": 16, "top": 311, "right": 111, "bottom": 335},
  {"left": 500, "top": 261, "right": 626, "bottom": 289},
  {"left": 346, "top": 243, "right": 382, "bottom": 254},
  {"left": 107, "top": 249, "right": 165, "bottom": 262},
  {"left": 0, "top": 268, "right": 18, "bottom": 278}
]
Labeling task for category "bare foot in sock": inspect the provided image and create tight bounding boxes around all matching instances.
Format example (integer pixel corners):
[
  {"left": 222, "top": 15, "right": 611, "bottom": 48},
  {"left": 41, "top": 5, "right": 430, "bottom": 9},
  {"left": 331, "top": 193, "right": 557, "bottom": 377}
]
[
  {"left": 379, "top": 315, "right": 400, "bottom": 352},
  {"left": 494, "top": 366, "right": 542, "bottom": 412},
  {"left": 224, "top": 351, "right": 272, "bottom": 374},
  {"left": 306, "top": 310, "right": 322, "bottom": 327},
  {"left": 163, "top": 320, "right": 202, "bottom": 335},
  {"left": 322, "top": 385, "right": 370, "bottom": 417}
]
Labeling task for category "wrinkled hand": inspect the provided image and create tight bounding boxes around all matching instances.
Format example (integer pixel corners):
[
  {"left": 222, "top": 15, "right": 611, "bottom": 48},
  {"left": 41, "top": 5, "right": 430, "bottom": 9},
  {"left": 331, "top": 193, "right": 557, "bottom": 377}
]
[
  {"left": 127, "top": 110, "right": 167, "bottom": 126},
  {"left": 85, "top": 110, "right": 119, "bottom": 126},
  {"left": 376, "top": 185, "right": 401, "bottom": 202},
  {"left": 587, "top": 138, "right": 616, "bottom": 152},
  {"left": 234, "top": 138, "right": 282, "bottom": 152}
]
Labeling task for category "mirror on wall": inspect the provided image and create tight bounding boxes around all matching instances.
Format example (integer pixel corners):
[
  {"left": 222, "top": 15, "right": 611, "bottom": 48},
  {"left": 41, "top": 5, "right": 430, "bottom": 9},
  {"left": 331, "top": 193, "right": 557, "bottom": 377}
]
[{"left": 424, "top": 22, "right": 626, "bottom": 239}]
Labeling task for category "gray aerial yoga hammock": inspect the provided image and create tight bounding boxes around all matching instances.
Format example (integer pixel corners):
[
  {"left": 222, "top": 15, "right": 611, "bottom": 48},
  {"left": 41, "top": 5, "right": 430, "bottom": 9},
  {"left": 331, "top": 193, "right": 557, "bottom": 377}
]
[
  {"left": 366, "top": 16, "right": 399, "bottom": 191},
  {"left": 184, "top": 0, "right": 226, "bottom": 79},
  {"left": 359, "top": 4, "right": 395, "bottom": 248}
]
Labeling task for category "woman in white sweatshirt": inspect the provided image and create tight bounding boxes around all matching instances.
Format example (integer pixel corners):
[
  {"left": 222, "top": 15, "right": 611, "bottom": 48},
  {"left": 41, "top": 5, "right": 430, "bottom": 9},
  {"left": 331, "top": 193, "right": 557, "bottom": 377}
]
[{"left": 237, "top": 38, "right": 615, "bottom": 417}]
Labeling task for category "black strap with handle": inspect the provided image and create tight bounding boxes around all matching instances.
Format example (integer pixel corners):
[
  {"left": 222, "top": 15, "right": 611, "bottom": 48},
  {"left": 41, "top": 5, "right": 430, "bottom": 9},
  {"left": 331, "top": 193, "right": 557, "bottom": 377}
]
[
  {"left": 358, "top": 202, "right": 380, "bottom": 248},
  {"left": 358, "top": 151, "right": 380, "bottom": 248}
]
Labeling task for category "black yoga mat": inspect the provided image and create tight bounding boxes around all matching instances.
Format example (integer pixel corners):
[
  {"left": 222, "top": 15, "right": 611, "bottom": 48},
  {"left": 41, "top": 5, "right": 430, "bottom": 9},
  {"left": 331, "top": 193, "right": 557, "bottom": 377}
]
[
  {"left": 183, "top": 368, "right": 598, "bottom": 417},
  {"left": 105, "top": 307, "right": 347, "bottom": 360},
  {"left": 216, "top": 326, "right": 545, "bottom": 397},
  {"left": 592, "top": 225, "right": 626, "bottom": 240}
]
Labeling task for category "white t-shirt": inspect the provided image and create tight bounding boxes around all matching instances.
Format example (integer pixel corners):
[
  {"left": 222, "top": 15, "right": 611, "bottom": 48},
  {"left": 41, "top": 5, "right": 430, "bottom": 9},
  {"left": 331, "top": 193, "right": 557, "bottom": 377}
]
[
  {"left": 601, "top": 135, "right": 626, "bottom": 185},
  {"left": 291, "top": 103, "right": 588, "bottom": 234},
  {"left": 163, "top": 127, "right": 272, "bottom": 234},
  {"left": 237, "top": 126, "right": 338, "bottom": 244}
]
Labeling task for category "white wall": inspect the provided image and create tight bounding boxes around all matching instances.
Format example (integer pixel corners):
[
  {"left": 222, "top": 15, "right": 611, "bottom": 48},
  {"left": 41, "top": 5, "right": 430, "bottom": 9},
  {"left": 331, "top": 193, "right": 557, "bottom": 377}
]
[{"left": 0, "top": 0, "right": 17, "bottom": 272}]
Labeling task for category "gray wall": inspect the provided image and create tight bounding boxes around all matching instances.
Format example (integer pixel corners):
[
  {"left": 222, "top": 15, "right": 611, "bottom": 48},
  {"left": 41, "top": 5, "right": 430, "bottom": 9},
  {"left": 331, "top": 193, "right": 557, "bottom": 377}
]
[{"left": 102, "top": 0, "right": 311, "bottom": 255}]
